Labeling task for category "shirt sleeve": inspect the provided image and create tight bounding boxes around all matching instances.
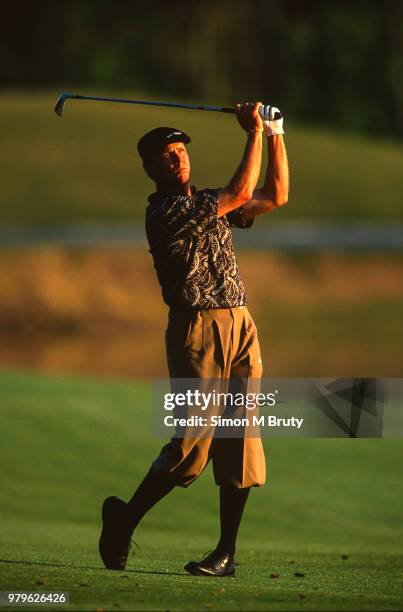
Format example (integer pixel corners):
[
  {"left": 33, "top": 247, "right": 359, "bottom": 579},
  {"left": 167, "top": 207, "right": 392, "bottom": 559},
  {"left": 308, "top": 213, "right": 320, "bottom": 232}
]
[
  {"left": 159, "top": 189, "right": 218, "bottom": 240},
  {"left": 226, "top": 205, "right": 254, "bottom": 229}
]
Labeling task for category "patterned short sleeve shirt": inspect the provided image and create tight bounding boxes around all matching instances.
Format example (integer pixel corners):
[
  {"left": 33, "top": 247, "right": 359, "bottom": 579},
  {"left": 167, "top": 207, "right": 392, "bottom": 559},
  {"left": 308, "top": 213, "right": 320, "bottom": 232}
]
[{"left": 145, "top": 187, "right": 253, "bottom": 310}]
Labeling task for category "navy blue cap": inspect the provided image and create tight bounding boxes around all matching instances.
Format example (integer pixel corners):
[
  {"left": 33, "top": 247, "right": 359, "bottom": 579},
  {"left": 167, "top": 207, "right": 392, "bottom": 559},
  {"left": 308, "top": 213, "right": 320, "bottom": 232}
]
[{"left": 137, "top": 127, "right": 191, "bottom": 160}]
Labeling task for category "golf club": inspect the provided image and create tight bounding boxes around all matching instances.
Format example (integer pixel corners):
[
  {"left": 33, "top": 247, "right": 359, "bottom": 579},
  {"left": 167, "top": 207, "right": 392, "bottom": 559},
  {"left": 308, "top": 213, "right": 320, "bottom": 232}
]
[{"left": 54, "top": 92, "right": 282, "bottom": 119}]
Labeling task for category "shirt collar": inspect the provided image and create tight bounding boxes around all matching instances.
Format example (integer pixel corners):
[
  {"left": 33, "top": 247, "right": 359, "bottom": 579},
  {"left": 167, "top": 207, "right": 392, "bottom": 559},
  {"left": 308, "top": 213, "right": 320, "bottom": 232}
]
[{"left": 148, "top": 185, "right": 196, "bottom": 205}]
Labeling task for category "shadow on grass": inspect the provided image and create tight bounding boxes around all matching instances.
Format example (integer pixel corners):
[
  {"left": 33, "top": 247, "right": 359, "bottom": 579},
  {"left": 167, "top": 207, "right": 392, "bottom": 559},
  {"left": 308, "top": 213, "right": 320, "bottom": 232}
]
[{"left": 0, "top": 558, "right": 184, "bottom": 577}]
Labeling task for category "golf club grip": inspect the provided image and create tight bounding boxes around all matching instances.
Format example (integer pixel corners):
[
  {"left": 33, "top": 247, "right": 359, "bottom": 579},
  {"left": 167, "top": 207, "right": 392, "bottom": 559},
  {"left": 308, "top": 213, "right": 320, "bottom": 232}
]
[{"left": 221, "top": 107, "right": 282, "bottom": 120}]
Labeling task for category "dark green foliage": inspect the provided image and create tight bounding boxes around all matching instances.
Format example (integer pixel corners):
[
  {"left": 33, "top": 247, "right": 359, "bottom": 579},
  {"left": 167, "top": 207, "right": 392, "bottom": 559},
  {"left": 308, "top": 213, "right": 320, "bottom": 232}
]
[{"left": 1, "top": 1, "right": 403, "bottom": 138}]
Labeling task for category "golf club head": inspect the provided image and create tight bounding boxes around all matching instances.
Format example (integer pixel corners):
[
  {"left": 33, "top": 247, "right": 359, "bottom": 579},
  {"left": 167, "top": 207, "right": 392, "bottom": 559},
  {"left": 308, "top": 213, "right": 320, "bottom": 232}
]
[{"left": 54, "top": 93, "right": 69, "bottom": 117}]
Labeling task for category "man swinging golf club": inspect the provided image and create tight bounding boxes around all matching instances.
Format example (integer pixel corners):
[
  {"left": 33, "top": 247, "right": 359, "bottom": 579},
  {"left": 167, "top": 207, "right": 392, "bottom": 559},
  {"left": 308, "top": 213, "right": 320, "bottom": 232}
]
[{"left": 99, "top": 101, "right": 289, "bottom": 577}]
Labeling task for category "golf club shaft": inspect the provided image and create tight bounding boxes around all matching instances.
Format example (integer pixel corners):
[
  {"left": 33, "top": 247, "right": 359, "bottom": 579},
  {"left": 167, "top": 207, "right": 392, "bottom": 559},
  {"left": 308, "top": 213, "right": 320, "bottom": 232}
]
[{"left": 55, "top": 92, "right": 235, "bottom": 116}]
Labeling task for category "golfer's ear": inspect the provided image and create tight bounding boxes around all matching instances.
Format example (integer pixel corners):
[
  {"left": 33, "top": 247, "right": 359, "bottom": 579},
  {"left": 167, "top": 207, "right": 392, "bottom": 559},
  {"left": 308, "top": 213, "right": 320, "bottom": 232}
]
[{"left": 142, "top": 159, "right": 155, "bottom": 180}]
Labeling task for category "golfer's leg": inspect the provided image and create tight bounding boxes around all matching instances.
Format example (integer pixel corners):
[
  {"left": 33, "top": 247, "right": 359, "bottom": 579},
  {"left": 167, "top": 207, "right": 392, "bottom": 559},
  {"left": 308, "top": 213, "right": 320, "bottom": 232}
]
[
  {"left": 211, "top": 308, "right": 265, "bottom": 557},
  {"left": 125, "top": 425, "right": 213, "bottom": 531},
  {"left": 125, "top": 309, "right": 228, "bottom": 531},
  {"left": 126, "top": 467, "right": 176, "bottom": 531},
  {"left": 228, "top": 306, "right": 266, "bottom": 488},
  {"left": 217, "top": 486, "right": 250, "bottom": 555},
  {"left": 212, "top": 307, "right": 265, "bottom": 489}
]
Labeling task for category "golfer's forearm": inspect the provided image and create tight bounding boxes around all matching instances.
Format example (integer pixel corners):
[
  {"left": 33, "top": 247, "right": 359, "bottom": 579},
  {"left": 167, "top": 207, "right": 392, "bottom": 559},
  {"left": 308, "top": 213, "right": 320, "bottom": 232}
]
[
  {"left": 218, "top": 132, "right": 262, "bottom": 216},
  {"left": 230, "top": 132, "right": 262, "bottom": 199},
  {"left": 262, "top": 135, "right": 289, "bottom": 205}
]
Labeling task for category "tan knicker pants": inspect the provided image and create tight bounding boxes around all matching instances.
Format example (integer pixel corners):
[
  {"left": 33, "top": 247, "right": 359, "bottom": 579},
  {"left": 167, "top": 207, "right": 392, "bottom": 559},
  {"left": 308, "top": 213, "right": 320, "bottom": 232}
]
[{"left": 152, "top": 306, "right": 266, "bottom": 489}]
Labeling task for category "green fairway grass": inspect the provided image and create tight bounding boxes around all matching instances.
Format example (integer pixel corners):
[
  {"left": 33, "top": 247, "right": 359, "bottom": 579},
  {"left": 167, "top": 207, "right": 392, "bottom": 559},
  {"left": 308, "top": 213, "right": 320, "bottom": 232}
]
[
  {"left": 0, "top": 370, "right": 402, "bottom": 610},
  {"left": 1, "top": 90, "right": 403, "bottom": 225}
]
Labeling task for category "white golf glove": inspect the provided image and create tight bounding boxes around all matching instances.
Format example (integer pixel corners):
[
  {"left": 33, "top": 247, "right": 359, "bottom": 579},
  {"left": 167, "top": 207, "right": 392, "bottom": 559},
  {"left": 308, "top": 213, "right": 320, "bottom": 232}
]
[{"left": 259, "top": 105, "right": 284, "bottom": 136}]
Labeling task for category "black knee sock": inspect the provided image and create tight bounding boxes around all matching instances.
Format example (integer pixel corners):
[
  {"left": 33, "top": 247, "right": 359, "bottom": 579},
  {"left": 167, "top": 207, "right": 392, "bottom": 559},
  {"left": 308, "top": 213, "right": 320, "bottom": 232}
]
[
  {"left": 126, "top": 468, "right": 175, "bottom": 531},
  {"left": 216, "top": 486, "right": 250, "bottom": 556}
]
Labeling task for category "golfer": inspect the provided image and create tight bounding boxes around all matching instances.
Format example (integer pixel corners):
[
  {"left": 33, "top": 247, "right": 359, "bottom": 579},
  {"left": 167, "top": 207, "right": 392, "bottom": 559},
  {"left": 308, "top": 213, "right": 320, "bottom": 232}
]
[{"left": 99, "top": 102, "right": 289, "bottom": 576}]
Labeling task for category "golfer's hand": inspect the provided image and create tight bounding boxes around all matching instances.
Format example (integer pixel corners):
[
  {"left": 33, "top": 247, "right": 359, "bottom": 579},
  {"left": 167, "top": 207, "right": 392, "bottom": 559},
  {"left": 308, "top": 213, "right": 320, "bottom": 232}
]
[
  {"left": 260, "top": 105, "right": 285, "bottom": 136},
  {"left": 236, "top": 102, "right": 264, "bottom": 134}
]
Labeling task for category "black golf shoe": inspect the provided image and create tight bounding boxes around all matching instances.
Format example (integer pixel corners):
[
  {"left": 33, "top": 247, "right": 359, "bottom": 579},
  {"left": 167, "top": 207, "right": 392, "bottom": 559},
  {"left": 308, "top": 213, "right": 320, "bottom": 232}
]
[
  {"left": 99, "top": 496, "right": 133, "bottom": 570},
  {"left": 184, "top": 550, "right": 236, "bottom": 577}
]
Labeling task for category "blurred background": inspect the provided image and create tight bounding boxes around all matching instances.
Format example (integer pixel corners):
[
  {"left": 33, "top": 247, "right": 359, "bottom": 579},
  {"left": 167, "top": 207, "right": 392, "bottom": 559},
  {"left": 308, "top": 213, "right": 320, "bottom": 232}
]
[
  {"left": 1, "top": 4, "right": 402, "bottom": 609},
  {"left": 1, "top": 0, "right": 402, "bottom": 379}
]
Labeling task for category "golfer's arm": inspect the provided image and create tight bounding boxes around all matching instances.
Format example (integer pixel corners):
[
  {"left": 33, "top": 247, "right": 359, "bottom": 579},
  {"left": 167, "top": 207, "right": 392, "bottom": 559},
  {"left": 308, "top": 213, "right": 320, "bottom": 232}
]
[
  {"left": 242, "top": 135, "right": 289, "bottom": 221},
  {"left": 217, "top": 132, "right": 262, "bottom": 218}
]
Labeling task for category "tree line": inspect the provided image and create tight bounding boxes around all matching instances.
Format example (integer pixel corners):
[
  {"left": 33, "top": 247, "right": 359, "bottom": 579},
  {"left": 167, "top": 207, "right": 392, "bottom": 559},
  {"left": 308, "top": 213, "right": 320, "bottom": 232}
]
[{"left": 2, "top": 0, "right": 403, "bottom": 138}]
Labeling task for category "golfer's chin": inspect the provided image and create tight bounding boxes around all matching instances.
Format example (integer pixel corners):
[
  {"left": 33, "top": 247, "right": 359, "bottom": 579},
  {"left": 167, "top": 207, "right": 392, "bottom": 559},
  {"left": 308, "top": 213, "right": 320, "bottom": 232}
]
[
  {"left": 176, "top": 168, "right": 190, "bottom": 182},
  {"left": 173, "top": 170, "right": 190, "bottom": 185}
]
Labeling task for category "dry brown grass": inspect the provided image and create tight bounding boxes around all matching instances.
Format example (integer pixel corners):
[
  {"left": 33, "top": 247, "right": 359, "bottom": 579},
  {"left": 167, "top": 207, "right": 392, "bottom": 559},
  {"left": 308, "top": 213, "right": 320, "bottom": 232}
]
[
  {"left": 241, "top": 251, "right": 403, "bottom": 304},
  {"left": 0, "top": 248, "right": 402, "bottom": 378}
]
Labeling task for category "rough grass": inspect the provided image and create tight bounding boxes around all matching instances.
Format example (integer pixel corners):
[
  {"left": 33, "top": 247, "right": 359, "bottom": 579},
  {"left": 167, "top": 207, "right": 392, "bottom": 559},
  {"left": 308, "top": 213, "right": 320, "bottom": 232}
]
[
  {"left": 0, "top": 370, "right": 402, "bottom": 611},
  {"left": 0, "top": 248, "right": 402, "bottom": 378},
  {"left": 1, "top": 90, "right": 403, "bottom": 224}
]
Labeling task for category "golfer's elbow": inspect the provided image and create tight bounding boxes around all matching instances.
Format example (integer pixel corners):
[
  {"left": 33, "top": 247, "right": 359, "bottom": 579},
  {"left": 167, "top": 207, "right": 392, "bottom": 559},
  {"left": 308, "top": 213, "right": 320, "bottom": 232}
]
[
  {"left": 265, "top": 189, "right": 288, "bottom": 208},
  {"left": 230, "top": 187, "right": 254, "bottom": 205},
  {"left": 218, "top": 186, "right": 254, "bottom": 216},
  {"left": 263, "top": 179, "right": 288, "bottom": 208},
  {"left": 240, "top": 189, "right": 255, "bottom": 203},
  {"left": 274, "top": 193, "right": 288, "bottom": 207},
  {"left": 272, "top": 183, "right": 289, "bottom": 207}
]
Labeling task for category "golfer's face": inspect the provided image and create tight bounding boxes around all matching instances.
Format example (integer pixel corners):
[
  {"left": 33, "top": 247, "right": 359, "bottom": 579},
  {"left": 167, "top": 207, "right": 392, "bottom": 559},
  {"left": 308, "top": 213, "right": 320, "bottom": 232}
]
[{"left": 155, "top": 142, "right": 190, "bottom": 184}]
